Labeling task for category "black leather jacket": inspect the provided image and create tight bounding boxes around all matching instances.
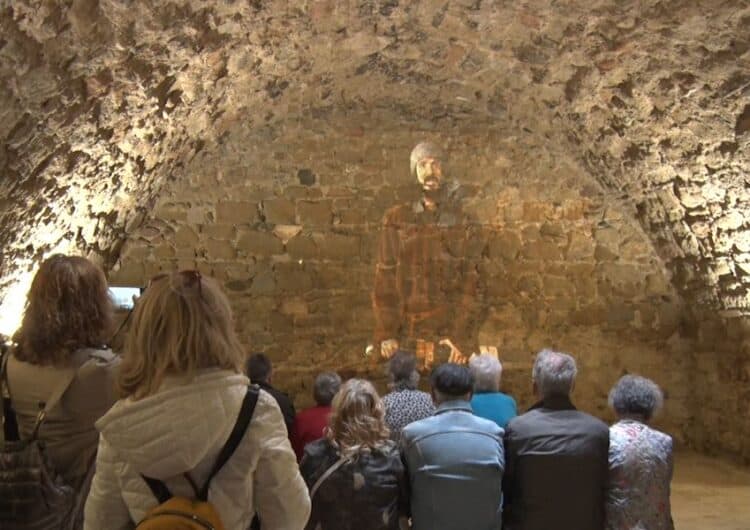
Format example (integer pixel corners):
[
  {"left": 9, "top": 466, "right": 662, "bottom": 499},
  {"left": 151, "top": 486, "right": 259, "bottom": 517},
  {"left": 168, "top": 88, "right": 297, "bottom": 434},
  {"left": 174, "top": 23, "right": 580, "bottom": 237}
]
[{"left": 300, "top": 439, "right": 408, "bottom": 530}]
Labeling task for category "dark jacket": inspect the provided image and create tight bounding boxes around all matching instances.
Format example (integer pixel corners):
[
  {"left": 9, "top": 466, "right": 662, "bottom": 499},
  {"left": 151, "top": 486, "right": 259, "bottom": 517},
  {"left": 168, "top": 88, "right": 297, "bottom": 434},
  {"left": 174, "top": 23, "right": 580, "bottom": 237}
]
[
  {"left": 257, "top": 381, "right": 296, "bottom": 437},
  {"left": 300, "top": 438, "right": 408, "bottom": 530},
  {"left": 502, "top": 395, "right": 609, "bottom": 530}
]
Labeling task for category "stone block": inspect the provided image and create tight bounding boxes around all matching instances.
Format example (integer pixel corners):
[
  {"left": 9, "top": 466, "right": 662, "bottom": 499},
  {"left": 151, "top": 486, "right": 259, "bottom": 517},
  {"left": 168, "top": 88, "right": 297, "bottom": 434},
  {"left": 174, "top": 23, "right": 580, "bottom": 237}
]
[
  {"left": 594, "top": 244, "right": 618, "bottom": 262},
  {"left": 287, "top": 233, "right": 319, "bottom": 259},
  {"left": 522, "top": 240, "right": 562, "bottom": 260},
  {"left": 201, "top": 223, "right": 236, "bottom": 240},
  {"left": 202, "top": 239, "right": 235, "bottom": 260},
  {"left": 154, "top": 202, "right": 187, "bottom": 221},
  {"left": 487, "top": 230, "right": 521, "bottom": 261},
  {"left": 237, "top": 229, "right": 284, "bottom": 256},
  {"left": 566, "top": 231, "right": 595, "bottom": 260},
  {"left": 262, "top": 198, "right": 296, "bottom": 224},
  {"left": 540, "top": 221, "right": 566, "bottom": 239},
  {"left": 717, "top": 210, "right": 745, "bottom": 231},
  {"left": 298, "top": 200, "right": 333, "bottom": 226},
  {"left": 250, "top": 270, "right": 276, "bottom": 295},
  {"left": 319, "top": 233, "right": 360, "bottom": 260},
  {"left": 216, "top": 201, "right": 258, "bottom": 225},
  {"left": 275, "top": 262, "right": 313, "bottom": 293},
  {"left": 543, "top": 275, "right": 575, "bottom": 297},
  {"left": 174, "top": 226, "right": 199, "bottom": 247}
]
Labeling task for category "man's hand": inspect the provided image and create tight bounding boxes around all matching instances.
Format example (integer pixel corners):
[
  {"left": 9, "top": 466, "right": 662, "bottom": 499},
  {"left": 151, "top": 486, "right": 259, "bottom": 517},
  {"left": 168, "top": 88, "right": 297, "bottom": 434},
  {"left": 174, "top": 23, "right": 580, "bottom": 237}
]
[
  {"left": 380, "top": 338, "right": 399, "bottom": 359},
  {"left": 439, "top": 338, "right": 468, "bottom": 364}
]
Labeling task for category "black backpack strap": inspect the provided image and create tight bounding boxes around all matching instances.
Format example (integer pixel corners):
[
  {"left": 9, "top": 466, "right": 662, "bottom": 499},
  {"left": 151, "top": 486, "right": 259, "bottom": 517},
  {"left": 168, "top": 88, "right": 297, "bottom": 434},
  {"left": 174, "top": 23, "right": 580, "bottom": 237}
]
[
  {"left": 197, "top": 384, "right": 259, "bottom": 501},
  {"left": 141, "top": 385, "right": 260, "bottom": 504},
  {"left": 1, "top": 350, "right": 20, "bottom": 441},
  {"left": 141, "top": 475, "right": 173, "bottom": 504}
]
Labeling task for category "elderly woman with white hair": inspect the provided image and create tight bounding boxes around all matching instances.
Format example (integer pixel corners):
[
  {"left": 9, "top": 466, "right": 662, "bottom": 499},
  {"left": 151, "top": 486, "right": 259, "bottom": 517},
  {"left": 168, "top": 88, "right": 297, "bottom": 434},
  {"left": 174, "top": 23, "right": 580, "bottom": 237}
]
[
  {"left": 606, "top": 375, "right": 674, "bottom": 530},
  {"left": 469, "top": 353, "right": 517, "bottom": 428}
]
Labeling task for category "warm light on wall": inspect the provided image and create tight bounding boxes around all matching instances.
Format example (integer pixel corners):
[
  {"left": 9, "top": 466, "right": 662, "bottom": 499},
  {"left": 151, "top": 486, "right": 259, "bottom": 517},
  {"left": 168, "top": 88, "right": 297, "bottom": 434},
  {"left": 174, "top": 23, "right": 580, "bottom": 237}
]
[
  {"left": 0, "top": 270, "right": 34, "bottom": 337},
  {"left": 0, "top": 240, "right": 75, "bottom": 337}
]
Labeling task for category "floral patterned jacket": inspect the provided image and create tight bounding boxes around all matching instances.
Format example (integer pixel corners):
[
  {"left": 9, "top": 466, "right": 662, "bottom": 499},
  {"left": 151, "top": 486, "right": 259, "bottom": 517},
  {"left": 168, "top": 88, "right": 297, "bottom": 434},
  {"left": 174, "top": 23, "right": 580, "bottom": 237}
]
[{"left": 606, "top": 420, "right": 674, "bottom": 530}]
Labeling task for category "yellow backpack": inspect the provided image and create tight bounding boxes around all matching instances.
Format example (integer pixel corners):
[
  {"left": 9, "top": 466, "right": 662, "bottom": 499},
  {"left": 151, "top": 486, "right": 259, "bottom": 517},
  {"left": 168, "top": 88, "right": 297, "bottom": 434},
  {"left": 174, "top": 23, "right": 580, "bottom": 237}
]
[{"left": 136, "top": 385, "right": 259, "bottom": 530}]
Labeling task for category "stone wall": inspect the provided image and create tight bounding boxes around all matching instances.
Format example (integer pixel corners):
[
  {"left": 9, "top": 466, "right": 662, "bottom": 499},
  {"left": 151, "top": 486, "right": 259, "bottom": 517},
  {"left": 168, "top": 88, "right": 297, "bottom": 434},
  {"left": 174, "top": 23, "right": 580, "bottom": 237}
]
[{"left": 112, "top": 116, "right": 689, "bottom": 440}]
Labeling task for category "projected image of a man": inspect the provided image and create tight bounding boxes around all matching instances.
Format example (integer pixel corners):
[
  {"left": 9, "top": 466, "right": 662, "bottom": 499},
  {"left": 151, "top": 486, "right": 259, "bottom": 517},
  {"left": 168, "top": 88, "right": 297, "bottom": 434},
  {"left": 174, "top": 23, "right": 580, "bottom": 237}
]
[{"left": 371, "top": 142, "right": 479, "bottom": 370}]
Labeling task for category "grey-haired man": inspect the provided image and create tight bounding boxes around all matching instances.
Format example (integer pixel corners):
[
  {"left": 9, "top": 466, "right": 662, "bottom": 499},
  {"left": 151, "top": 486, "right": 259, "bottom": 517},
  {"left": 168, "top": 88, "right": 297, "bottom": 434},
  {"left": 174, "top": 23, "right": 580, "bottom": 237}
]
[{"left": 502, "top": 349, "right": 609, "bottom": 530}]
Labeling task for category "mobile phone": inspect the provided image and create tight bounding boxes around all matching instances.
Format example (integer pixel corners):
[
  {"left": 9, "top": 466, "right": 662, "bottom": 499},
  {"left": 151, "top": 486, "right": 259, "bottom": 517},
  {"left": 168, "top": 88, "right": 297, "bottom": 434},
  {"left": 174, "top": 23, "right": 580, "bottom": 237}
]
[{"left": 109, "top": 286, "right": 143, "bottom": 311}]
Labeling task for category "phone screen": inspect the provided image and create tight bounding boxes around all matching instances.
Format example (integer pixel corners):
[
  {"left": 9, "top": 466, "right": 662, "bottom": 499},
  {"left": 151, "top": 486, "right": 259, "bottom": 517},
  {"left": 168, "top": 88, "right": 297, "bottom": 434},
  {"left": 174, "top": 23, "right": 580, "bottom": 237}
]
[{"left": 109, "top": 286, "right": 142, "bottom": 311}]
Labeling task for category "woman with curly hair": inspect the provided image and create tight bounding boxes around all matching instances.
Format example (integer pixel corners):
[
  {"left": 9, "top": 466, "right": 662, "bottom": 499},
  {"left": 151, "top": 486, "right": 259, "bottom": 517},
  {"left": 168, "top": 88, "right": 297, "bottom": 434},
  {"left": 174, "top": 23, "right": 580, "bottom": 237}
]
[
  {"left": 300, "top": 378, "right": 409, "bottom": 530},
  {"left": 6, "top": 254, "right": 119, "bottom": 487},
  {"left": 606, "top": 375, "right": 674, "bottom": 530}
]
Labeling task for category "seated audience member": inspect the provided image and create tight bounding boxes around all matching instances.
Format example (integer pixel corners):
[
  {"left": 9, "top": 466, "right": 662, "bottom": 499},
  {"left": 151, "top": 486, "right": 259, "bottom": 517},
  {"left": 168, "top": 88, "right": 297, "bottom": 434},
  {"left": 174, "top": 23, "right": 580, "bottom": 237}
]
[
  {"left": 84, "top": 270, "right": 310, "bottom": 530},
  {"left": 502, "top": 349, "right": 609, "bottom": 530},
  {"left": 5, "top": 254, "right": 119, "bottom": 491},
  {"left": 292, "top": 371, "right": 341, "bottom": 460},
  {"left": 247, "top": 352, "right": 296, "bottom": 436},
  {"left": 401, "top": 363, "right": 504, "bottom": 530},
  {"left": 382, "top": 350, "right": 435, "bottom": 442},
  {"left": 300, "top": 379, "right": 408, "bottom": 530},
  {"left": 469, "top": 353, "right": 517, "bottom": 429},
  {"left": 606, "top": 375, "right": 674, "bottom": 530}
]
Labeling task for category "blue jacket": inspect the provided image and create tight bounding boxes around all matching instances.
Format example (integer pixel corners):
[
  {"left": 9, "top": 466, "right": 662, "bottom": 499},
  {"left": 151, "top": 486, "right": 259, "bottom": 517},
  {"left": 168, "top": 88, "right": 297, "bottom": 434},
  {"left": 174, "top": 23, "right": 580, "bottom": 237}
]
[
  {"left": 471, "top": 392, "right": 517, "bottom": 429},
  {"left": 400, "top": 400, "right": 505, "bottom": 530}
]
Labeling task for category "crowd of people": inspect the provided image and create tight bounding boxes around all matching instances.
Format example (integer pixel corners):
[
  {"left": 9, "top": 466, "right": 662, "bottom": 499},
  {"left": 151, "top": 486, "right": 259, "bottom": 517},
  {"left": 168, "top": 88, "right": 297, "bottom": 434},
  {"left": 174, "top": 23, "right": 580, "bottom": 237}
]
[{"left": 0, "top": 254, "right": 674, "bottom": 530}]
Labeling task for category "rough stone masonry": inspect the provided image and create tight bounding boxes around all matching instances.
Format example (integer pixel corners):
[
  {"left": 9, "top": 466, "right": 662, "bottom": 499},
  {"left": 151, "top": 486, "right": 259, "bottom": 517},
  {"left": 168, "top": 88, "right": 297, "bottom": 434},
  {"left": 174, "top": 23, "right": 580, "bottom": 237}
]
[{"left": 1, "top": 0, "right": 749, "bottom": 462}]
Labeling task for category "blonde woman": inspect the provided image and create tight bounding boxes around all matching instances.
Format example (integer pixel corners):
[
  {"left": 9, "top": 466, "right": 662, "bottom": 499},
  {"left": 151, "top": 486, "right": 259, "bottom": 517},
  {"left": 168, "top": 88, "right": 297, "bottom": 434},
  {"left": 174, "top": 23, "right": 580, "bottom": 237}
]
[
  {"left": 83, "top": 271, "right": 310, "bottom": 530},
  {"left": 300, "top": 379, "right": 409, "bottom": 530}
]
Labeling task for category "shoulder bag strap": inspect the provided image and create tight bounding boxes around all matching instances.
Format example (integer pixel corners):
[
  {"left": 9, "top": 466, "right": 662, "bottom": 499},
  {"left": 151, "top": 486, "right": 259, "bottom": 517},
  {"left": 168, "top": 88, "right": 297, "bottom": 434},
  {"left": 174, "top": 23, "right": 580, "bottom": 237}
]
[
  {"left": 29, "top": 363, "right": 78, "bottom": 440},
  {"left": 310, "top": 455, "right": 349, "bottom": 500},
  {"left": 197, "top": 384, "right": 260, "bottom": 501}
]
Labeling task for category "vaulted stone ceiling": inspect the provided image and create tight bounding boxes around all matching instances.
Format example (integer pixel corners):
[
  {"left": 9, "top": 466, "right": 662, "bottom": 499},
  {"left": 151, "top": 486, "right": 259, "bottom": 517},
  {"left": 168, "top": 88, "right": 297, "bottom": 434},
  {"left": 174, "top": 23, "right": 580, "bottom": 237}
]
[{"left": 1, "top": 0, "right": 749, "bottom": 331}]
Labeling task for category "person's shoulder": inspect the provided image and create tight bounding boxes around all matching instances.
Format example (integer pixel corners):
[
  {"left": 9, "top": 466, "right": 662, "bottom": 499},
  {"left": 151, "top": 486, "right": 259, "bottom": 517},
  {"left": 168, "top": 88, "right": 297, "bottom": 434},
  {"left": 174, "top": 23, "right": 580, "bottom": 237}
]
[
  {"left": 303, "top": 437, "right": 334, "bottom": 458},
  {"left": 575, "top": 410, "right": 610, "bottom": 437},
  {"left": 75, "top": 348, "right": 120, "bottom": 381},
  {"left": 400, "top": 413, "right": 436, "bottom": 440},
  {"left": 468, "top": 412, "right": 504, "bottom": 437},
  {"left": 297, "top": 405, "right": 327, "bottom": 421},
  {"left": 649, "top": 425, "right": 673, "bottom": 449}
]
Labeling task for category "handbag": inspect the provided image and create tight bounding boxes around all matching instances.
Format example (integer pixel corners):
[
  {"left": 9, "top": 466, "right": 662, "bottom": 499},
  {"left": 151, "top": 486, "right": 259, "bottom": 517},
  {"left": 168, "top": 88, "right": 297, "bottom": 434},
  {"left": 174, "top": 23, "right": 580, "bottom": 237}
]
[{"left": 0, "top": 350, "right": 83, "bottom": 529}]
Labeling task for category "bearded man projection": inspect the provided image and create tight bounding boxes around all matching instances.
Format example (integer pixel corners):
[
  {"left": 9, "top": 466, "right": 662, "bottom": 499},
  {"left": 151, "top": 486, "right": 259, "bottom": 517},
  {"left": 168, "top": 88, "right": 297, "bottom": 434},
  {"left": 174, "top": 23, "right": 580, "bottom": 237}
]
[{"left": 370, "top": 142, "right": 480, "bottom": 370}]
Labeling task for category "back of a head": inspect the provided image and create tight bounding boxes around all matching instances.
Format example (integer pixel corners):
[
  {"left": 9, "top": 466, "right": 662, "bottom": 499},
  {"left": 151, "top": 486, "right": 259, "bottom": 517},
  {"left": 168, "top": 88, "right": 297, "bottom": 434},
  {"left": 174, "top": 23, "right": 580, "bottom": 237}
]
[
  {"left": 609, "top": 374, "right": 664, "bottom": 422},
  {"left": 469, "top": 354, "right": 503, "bottom": 393},
  {"left": 313, "top": 371, "right": 342, "bottom": 406},
  {"left": 389, "top": 349, "right": 419, "bottom": 389},
  {"left": 431, "top": 363, "right": 474, "bottom": 401},
  {"left": 119, "top": 271, "right": 245, "bottom": 399},
  {"left": 247, "top": 352, "right": 272, "bottom": 383},
  {"left": 328, "top": 378, "right": 389, "bottom": 455},
  {"left": 14, "top": 254, "right": 113, "bottom": 366},
  {"left": 532, "top": 349, "right": 577, "bottom": 398}
]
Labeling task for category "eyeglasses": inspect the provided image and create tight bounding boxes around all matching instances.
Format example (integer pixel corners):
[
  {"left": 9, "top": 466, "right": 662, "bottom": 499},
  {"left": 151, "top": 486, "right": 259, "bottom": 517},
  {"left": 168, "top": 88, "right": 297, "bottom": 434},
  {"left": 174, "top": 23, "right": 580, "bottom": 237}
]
[{"left": 148, "top": 270, "right": 203, "bottom": 296}]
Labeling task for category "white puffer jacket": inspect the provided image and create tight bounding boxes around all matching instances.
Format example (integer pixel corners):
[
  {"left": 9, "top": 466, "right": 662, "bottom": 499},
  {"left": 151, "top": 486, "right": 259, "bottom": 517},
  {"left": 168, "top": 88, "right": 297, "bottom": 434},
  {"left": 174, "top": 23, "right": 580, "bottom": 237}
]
[{"left": 83, "top": 370, "right": 310, "bottom": 530}]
